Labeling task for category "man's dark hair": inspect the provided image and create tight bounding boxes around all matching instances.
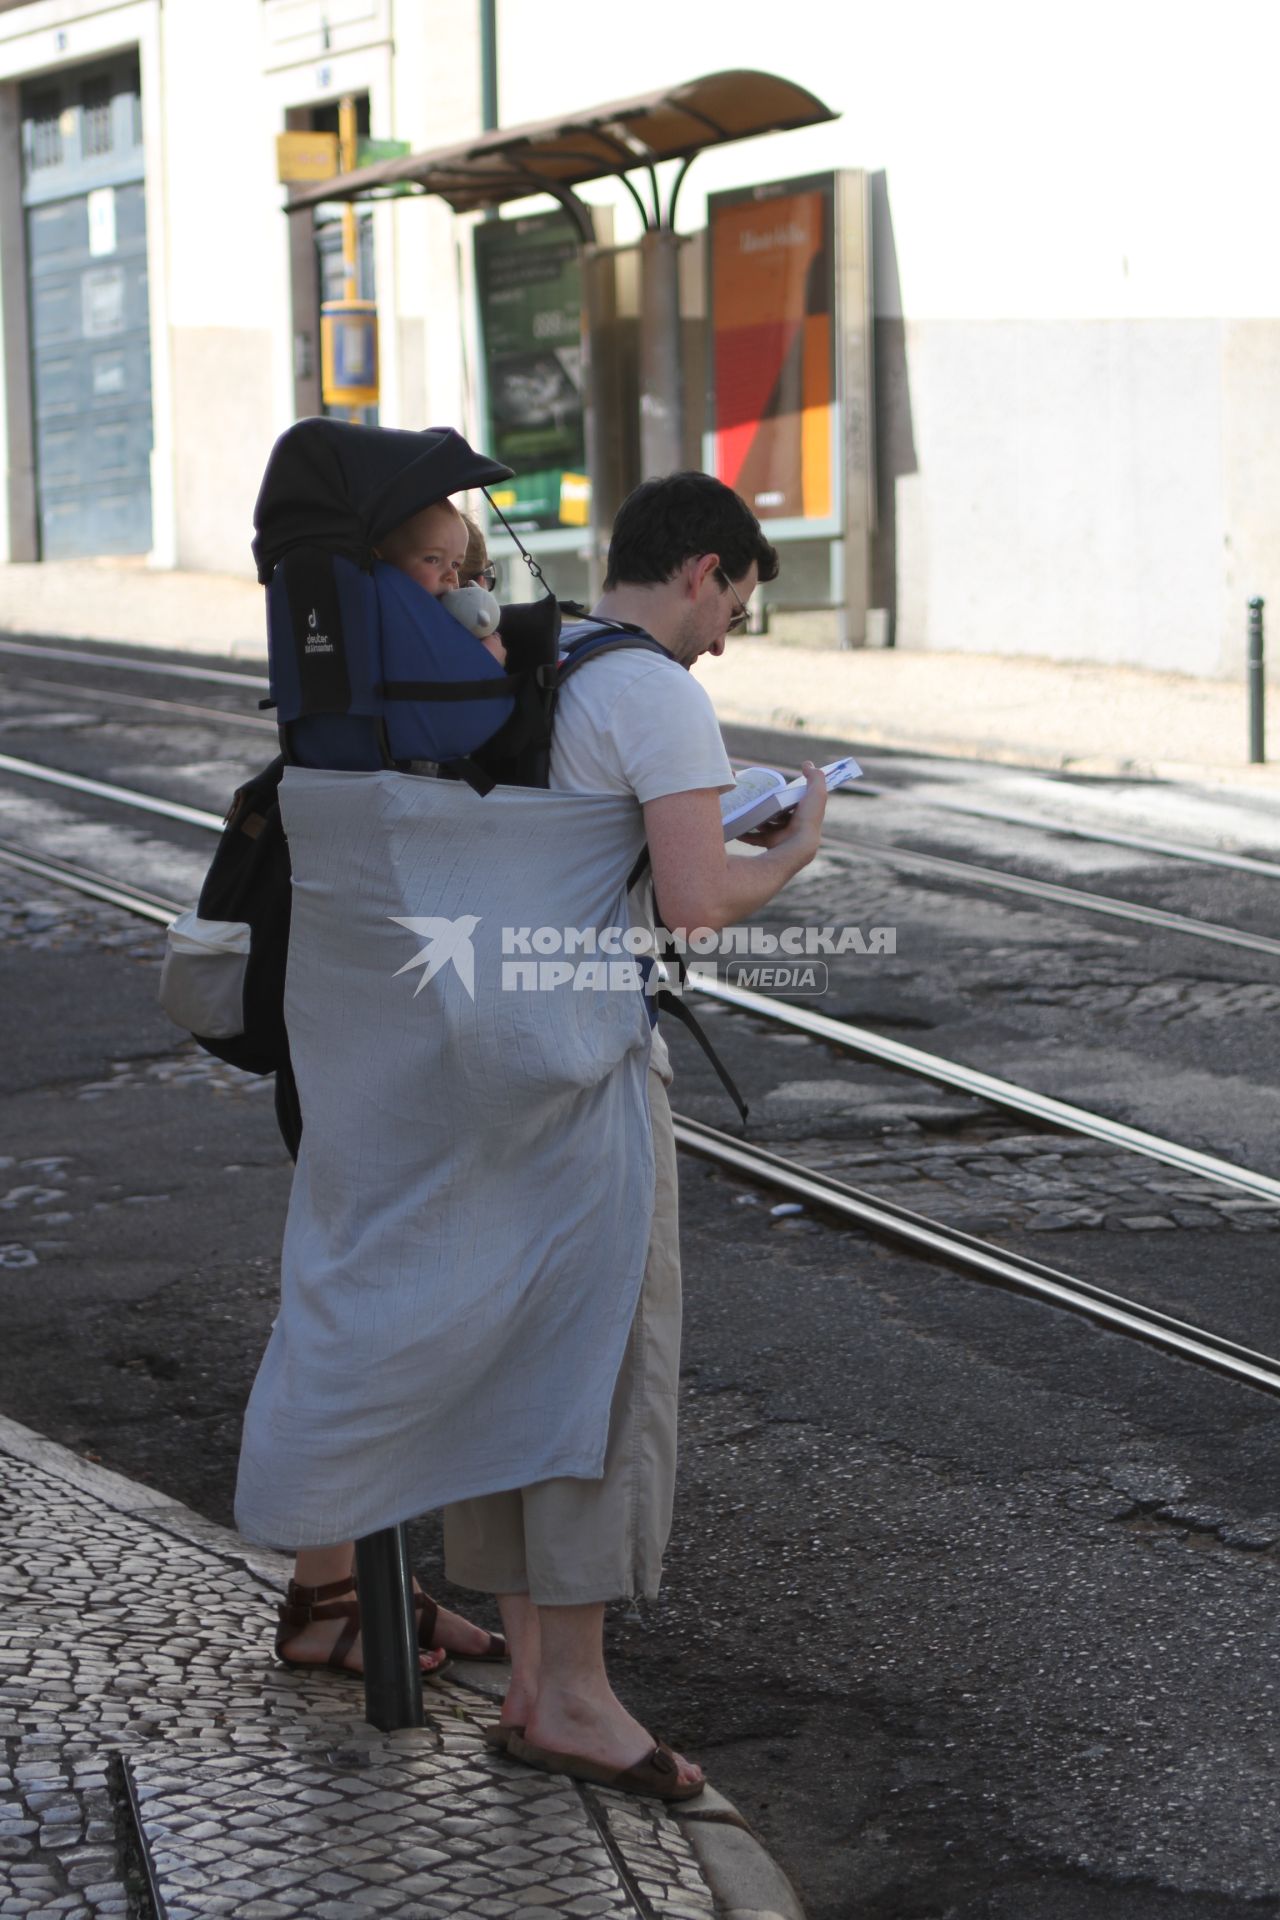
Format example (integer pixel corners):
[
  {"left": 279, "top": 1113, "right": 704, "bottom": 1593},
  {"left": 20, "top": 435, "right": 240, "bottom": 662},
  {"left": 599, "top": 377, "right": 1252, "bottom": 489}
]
[{"left": 603, "top": 472, "right": 779, "bottom": 591}]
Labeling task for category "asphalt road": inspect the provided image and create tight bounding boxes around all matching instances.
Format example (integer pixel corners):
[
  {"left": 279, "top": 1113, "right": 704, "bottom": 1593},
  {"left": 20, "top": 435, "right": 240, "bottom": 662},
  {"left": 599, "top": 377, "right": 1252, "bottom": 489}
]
[{"left": 4, "top": 642, "right": 1280, "bottom": 1917}]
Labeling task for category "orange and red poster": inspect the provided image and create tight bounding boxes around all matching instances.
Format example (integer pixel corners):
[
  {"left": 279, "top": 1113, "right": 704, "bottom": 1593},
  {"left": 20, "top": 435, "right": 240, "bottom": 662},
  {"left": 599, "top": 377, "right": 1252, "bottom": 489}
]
[{"left": 709, "top": 180, "right": 834, "bottom": 522}]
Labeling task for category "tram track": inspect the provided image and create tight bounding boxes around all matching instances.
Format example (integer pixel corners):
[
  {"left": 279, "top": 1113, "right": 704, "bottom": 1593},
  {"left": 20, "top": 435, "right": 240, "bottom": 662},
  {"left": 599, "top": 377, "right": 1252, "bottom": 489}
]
[
  {"left": 5, "top": 675, "right": 1277, "bottom": 957},
  {"left": 4, "top": 712, "right": 1280, "bottom": 968},
  {"left": 4, "top": 837, "right": 1279, "bottom": 1402},
  {"left": 1, "top": 747, "right": 1277, "bottom": 1206},
  {"left": 5, "top": 631, "right": 1280, "bottom": 878}
]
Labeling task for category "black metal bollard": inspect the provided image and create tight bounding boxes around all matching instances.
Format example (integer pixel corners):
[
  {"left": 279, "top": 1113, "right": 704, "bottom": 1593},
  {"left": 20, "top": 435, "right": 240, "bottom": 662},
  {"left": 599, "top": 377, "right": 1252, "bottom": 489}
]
[
  {"left": 354, "top": 1524, "right": 423, "bottom": 1732},
  {"left": 1248, "top": 597, "right": 1266, "bottom": 765}
]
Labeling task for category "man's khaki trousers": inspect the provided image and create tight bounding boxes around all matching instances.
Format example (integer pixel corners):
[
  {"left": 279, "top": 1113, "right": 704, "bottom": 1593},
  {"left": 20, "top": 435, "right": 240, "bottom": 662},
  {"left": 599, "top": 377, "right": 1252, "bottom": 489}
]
[{"left": 443, "top": 1067, "right": 681, "bottom": 1605}]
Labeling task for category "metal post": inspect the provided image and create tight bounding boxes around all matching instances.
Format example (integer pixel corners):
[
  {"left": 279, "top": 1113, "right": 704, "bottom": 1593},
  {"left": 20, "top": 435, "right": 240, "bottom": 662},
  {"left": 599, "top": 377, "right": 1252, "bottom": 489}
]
[
  {"left": 338, "top": 96, "right": 362, "bottom": 424},
  {"left": 582, "top": 240, "right": 619, "bottom": 599},
  {"left": 638, "top": 228, "right": 683, "bottom": 478},
  {"left": 479, "top": 0, "right": 499, "bottom": 132},
  {"left": 1248, "top": 597, "right": 1265, "bottom": 765},
  {"left": 354, "top": 1524, "right": 423, "bottom": 1732}
]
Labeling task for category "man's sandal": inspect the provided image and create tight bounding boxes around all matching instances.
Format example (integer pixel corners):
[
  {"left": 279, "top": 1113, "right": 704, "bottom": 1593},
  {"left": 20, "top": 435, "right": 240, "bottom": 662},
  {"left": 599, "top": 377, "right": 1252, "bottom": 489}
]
[
  {"left": 505, "top": 1732, "right": 705, "bottom": 1802},
  {"left": 274, "top": 1577, "right": 445, "bottom": 1678}
]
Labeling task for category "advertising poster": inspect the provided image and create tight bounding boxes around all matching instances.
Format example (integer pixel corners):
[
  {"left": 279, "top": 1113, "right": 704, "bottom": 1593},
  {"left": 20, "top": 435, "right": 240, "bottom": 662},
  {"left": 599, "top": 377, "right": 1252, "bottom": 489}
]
[
  {"left": 474, "top": 213, "right": 587, "bottom": 533},
  {"left": 709, "top": 177, "right": 835, "bottom": 523}
]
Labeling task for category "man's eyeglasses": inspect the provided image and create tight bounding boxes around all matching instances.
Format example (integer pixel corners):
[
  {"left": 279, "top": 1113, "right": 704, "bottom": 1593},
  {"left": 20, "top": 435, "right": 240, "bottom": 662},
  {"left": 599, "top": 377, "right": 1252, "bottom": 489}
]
[
  {"left": 461, "top": 564, "right": 498, "bottom": 593},
  {"left": 715, "top": 568, "right": 751, "bottom": 633}
]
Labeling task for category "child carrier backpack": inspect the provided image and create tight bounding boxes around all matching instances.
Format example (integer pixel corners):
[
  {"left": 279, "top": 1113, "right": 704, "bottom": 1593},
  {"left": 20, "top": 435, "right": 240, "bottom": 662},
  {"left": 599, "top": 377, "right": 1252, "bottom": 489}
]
[{"left": 159, "top": 421, "right": 686, "bottom": 1148}]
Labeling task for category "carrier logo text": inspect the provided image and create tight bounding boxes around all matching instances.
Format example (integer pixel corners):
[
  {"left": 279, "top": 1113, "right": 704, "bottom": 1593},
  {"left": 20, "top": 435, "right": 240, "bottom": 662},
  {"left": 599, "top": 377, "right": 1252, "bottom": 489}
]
[{"left": 304, "top": 606, "right": 333, "bottom": 655}]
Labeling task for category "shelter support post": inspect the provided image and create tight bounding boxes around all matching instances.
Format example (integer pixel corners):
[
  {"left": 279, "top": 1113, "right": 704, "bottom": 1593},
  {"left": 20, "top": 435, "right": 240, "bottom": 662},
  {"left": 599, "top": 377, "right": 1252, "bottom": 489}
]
[
  {"left": 835, "top": 171, "right": 875, "bottom": 649},
  {"left": 355, "top": 1524, "right": 424, "bottom": 1731},
  {"left": 639, "top": 229, "right": 684, "bottom": 479},
  {"left": 582, "top": 242, "right": 623, "bottom": 597}
]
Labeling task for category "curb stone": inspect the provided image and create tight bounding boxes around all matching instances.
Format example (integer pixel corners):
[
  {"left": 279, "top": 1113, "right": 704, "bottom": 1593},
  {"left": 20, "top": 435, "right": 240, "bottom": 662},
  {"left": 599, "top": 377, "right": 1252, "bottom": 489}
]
[{"left": 0, "top": 1412, "right": 808, "bottom": 1917}]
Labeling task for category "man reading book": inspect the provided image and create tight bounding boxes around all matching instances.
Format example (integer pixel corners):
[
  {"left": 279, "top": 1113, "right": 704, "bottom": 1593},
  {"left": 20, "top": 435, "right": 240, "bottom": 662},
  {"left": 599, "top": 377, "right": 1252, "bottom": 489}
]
[{"left": 442, "top": 471, "right": 828, "bottom": 1800}]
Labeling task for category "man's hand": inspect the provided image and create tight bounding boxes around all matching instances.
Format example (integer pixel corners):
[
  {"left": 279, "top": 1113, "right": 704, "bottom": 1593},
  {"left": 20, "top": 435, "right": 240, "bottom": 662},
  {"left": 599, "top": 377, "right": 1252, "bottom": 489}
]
[
  {"left": 644, "top": 763, "right": 828, "bottom": 937},
  {"left": 738, "top": 763, "right": 828, "bottom": 849}
]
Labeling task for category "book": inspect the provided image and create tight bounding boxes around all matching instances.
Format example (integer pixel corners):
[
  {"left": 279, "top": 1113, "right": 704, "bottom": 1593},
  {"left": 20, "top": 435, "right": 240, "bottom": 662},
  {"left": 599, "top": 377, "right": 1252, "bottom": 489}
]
[{"left": 720, "top": 756, "right": 863, "bottom": 840}]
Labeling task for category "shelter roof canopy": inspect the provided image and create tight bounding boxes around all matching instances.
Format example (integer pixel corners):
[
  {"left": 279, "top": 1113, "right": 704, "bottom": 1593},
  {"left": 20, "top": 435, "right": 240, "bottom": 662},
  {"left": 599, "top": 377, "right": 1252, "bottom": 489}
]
[{"left": 285, "top": 69, "right": 838, "bottom": 216}]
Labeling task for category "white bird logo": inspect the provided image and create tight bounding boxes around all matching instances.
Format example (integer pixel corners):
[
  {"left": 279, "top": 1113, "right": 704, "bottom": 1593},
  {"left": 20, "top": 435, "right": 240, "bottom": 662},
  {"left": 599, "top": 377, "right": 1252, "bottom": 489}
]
[{"left": 390, "top": 915, "right": 482, "bottom": 1001}]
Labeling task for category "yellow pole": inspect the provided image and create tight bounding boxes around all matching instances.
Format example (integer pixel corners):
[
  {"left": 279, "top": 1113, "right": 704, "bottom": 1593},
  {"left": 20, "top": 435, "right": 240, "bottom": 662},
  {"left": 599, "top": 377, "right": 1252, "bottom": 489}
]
[
  {"left": 339, "top": 95, "right": 359, "bottom": 301},
  {"left": 338, "top": 96, "right": 361, "bottom": 420}
]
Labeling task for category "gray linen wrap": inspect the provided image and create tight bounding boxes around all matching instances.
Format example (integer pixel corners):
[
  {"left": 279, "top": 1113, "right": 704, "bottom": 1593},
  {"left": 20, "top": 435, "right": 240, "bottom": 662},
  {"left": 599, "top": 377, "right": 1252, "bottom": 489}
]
[{"left": 235, "top": 767, "right": 655, "bottom": 1549}]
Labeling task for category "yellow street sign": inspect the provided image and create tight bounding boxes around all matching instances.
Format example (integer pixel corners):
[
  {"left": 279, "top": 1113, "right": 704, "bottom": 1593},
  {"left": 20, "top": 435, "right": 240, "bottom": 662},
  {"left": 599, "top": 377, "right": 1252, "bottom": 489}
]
[
  {"left": 559, "top": 473, "right": 590, "bottom": 528},
  {"left": 321, "top": 302, "right": 379, "bottom": 407},
  {"left": 276, "top": 131, "right": 340, "bottom": 185}
]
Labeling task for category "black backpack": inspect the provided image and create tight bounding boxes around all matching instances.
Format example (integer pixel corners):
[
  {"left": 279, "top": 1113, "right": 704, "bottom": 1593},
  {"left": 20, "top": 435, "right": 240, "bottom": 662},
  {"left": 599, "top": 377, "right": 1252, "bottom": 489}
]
[{"left": 189, "top": 754, "right": 292, "bottom": 1078}]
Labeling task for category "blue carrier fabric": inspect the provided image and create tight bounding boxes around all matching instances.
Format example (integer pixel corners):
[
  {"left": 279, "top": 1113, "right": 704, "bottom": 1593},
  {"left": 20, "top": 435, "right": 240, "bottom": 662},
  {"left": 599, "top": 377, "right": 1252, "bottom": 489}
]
[{"left": 267, "top": 545, "right": 514, "bottom": 771}]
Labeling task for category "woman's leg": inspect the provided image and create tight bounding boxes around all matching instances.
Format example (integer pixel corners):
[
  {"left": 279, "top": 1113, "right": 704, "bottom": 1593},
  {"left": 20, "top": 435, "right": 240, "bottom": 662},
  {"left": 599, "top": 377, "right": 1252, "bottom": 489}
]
[{"left": 281, "top": 1541, "right": 499, "bottom": 1669}]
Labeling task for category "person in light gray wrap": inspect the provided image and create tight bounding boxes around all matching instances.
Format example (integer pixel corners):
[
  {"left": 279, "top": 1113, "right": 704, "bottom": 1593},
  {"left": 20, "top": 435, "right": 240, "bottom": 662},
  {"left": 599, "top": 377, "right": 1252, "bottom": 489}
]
[{"left": 235, "top": 470, "right": 827, "bottom": 1800}]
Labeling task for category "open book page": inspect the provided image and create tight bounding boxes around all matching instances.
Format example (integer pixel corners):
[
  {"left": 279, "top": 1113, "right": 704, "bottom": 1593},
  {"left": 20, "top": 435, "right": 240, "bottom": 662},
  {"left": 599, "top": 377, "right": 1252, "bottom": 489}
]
[{"left": 720, "top": 756, "right": 863, "bottom": 841}]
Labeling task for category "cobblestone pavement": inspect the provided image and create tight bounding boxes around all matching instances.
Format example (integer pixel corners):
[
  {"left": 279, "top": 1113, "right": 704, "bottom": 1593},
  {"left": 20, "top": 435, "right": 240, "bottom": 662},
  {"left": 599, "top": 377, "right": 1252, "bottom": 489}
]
[{"left": 0, "top": 1417, "right": 794, "bottom": 1919}]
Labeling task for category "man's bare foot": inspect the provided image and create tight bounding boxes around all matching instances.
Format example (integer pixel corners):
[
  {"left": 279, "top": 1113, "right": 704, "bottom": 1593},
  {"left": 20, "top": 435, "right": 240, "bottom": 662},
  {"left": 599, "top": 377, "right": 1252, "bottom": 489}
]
[
  {"left": 524, "top": 1684, "right": 703, "bottom": 1789},
  {"left": 498, "top": 1676, "right": 538, "bottom": 1732}
]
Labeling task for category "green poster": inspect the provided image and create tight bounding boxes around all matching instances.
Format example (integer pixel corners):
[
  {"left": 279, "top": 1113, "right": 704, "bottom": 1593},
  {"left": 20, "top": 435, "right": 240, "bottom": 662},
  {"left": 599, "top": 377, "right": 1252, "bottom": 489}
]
[{"left": 474, "top": 212, "right": 587, "bottom": 533}]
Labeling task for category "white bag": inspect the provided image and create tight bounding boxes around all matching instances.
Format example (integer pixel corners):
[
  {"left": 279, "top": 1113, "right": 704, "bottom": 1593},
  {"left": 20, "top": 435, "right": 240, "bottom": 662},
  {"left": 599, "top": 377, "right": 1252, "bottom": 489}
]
[{"left": 158, "top": 909, "right": 252, "bottom": 1039}]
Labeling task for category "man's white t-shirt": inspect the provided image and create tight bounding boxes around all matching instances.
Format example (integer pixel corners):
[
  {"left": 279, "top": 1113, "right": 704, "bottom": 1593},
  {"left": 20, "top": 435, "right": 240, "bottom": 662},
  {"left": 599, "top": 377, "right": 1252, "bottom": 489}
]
[{"left": 549, "top": 621, "right": 734, "bottom": 1079}]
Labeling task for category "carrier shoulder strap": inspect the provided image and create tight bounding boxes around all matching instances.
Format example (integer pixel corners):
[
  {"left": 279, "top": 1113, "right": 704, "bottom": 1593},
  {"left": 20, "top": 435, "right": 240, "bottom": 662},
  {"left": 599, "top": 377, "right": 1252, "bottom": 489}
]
[
  {"left": 556, "top": 625, "right": 733, "bottom": 899},
  {"left": 556, "top": 622, "right": 749, "bottom": 1125},
  {"left": 556, "top": 621, "right": 671, "bottom": 685},
  {"left": 557, "top": 624, "right": 672, "bottom": 891}
]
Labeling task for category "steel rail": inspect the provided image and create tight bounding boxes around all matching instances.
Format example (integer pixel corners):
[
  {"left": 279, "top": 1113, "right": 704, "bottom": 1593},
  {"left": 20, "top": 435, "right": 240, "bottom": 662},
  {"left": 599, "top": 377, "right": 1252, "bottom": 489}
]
[
  {"left": 0, "top": 842, "right": 179, "bottom": 925},
  {"left": 0, "top": 636, "right": 270, "bottom": 692},
  {"left": 929, "top": 795, "right": 1280, "bottom": 881},
  {"left": 818, "top": 834, "right": 1280, "bottom": 960},
  {"left": 12, "top": 674, "right": 277, "bottom": 732},
  {"left": 7, "top": 695, "right": 1274, "bottom": 948},
  {"left": 7, "top": 746, "right": 1275, "bottom": 968},
  {"left": 5, "top": 644, "right": 1278, "bottom": 876},
  {"left": 9, "top": 824, "right": 1275, "bottom": 1407},
  {"left": 686, "top": 974, "right": 1280, "bottom": 1206},
  {"left": 3, "top": 746, "right": 1278, "bottom": 1207},
  {"left": 7, "top": 824, "right": 1274, "bottom": 1405},
  {"left": 672, "top": 1115, "right": 1280, "bottom": 1398},
  {"left": 728, "top": 752, "right": 1280, "bottom": 878},
  {"left": 0, "top": 753, "right": 224, "bottom": 831}
]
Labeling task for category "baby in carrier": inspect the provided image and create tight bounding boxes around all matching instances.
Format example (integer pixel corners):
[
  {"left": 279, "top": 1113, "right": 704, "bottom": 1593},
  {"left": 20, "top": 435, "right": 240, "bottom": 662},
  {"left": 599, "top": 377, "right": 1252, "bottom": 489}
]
[{"left": 377, "top": 498, "right": 505, "bottom": 665}]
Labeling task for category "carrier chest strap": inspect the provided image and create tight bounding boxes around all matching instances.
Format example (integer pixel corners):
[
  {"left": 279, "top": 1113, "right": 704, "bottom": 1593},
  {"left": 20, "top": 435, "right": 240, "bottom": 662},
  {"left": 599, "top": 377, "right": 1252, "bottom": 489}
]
[{"left": 378, "top": 676, "right": 515, "bottom": 702}]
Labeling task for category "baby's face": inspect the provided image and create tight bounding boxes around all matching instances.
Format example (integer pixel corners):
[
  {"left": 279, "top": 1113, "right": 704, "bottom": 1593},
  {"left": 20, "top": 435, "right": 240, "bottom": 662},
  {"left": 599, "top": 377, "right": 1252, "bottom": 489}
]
[{"left": 381, "top": 502, "right": 468, "bottom": 597}]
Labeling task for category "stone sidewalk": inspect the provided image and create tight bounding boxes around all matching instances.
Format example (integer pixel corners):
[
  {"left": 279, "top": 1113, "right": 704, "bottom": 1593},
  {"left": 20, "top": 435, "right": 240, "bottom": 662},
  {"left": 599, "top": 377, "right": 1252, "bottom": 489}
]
[
  {"left": 0, "top": 1415, "right": 801, "bottom": 1920},
  {"left": 3, "top": 556, "right": 1279, "bottom": 792}
]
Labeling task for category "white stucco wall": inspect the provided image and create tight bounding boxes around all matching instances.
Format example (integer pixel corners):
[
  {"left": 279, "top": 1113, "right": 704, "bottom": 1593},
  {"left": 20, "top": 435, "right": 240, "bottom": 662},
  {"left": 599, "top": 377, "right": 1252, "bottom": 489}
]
[{"left": 2, "top": 0, "right": 1277, "bottom": 669}]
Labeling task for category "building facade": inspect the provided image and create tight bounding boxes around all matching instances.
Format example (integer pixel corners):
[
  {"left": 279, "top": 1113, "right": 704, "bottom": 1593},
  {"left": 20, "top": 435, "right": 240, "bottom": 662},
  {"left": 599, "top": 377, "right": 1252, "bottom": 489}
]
[{"left": 0, "top": 0, "right": 1277, "bottom": 677}]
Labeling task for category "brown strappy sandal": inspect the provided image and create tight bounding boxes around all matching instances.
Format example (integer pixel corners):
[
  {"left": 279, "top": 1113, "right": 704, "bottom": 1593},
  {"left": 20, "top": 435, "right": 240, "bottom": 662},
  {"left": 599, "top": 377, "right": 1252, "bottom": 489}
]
[
  {"left": 275, "top": 1577, "right": 447, "bottom": 1678},
  {"left": 275, "top": 1575, "right": 363, "bottom": 1675},
  {"left": 415, "top": 1591, "right": 508, "bottom": 1664}
]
